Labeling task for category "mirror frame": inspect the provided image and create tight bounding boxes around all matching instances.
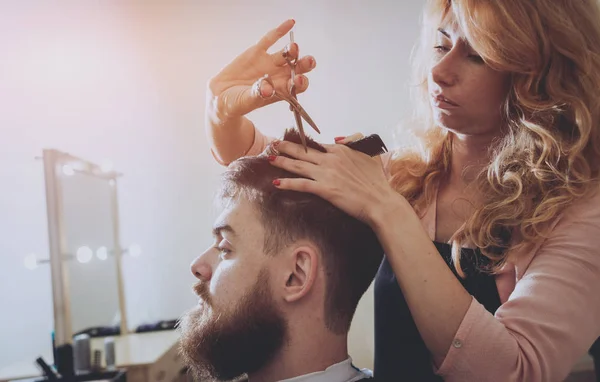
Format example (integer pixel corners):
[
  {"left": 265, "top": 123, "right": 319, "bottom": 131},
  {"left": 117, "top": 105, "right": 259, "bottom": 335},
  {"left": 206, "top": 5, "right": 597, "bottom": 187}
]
[{"left": 42, "top": 148, "right": 128, "bottom": 348}]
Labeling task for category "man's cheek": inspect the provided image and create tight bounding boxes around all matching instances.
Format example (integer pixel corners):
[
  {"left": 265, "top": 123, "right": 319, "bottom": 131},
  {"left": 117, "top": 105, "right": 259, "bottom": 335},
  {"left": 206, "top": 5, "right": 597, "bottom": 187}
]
[{"left": 210, "top": 267, "right": 241, "bottom": 311}]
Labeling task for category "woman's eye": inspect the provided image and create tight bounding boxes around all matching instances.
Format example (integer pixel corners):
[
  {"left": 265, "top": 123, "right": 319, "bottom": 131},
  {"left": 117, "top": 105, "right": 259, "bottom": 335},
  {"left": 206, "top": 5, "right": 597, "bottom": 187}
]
[
  {"left": 434, "top": 45, "right": 450, "bottom": 53},
  {"left": 468, "top": 54, "right": 484, "bottom": 64}
]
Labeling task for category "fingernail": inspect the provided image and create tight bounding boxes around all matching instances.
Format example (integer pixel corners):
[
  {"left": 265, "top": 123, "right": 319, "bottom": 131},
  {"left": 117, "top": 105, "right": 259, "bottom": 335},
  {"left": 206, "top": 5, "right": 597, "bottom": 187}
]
[
  {"left": 309, "top": 57, "right": 316, "bottom": 68},
  {"left": 297, "top": 75, "right": 304, "bottom": 85},
  {"left": 262, "top": 85, "right": 274, "bottom": 98},
  {"left": 272, "top": 140, "right": 280, "bottom": 147},
  {"left": 273, "top": 179, "right": 281, "bottom": 186},
  {"left": 268, "top": 155, "right": 277, "bottom": 161},
  {"left": 334, "top": 136, "right": 345, "bottom": 142}
]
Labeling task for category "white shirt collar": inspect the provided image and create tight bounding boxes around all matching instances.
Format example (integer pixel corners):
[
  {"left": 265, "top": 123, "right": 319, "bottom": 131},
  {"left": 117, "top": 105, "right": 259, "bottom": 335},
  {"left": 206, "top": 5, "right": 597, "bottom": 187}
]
[{"left": 277, "top": 357, "right": 372, "bottom": 382}]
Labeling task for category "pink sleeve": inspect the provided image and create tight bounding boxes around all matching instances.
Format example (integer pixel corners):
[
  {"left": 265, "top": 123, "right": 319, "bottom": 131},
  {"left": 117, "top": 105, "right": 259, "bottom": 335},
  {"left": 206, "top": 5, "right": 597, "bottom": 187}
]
[
  {"left": 380, "top": 152, "right": 394, "bottom": 179},
  {"left": 210, "top": 127, "right": 275, "bottom": 166},
  {"left": 245, "top": 128, "right": 276, "bottom": 157},
  {"left": 436, "top": 192, "right": 600, "bottom": 382}
]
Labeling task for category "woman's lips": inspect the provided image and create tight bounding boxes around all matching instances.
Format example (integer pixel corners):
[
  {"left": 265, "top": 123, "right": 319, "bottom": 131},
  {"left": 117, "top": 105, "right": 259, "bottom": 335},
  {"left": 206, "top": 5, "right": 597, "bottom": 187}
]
[{"left": 431, "top": 93, "right": 459, "bottom": 108}]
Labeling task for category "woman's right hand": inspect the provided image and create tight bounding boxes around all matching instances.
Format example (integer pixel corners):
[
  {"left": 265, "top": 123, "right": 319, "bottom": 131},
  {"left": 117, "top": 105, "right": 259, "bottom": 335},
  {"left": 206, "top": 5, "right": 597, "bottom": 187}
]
[{"left": 207, "top": 19, "right": 317, "bottom": 122}]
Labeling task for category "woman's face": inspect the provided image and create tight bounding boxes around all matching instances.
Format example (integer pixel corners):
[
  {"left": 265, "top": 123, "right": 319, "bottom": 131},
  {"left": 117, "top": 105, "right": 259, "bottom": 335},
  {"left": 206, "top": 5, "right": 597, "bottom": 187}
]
[{"left": 427, "top": 20, "right": 511, "bottom": 138}]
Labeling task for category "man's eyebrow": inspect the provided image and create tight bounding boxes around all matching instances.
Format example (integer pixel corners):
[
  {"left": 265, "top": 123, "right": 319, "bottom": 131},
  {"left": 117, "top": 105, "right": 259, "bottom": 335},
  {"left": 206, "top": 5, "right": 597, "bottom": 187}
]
[
  {"left": 437, "top": 28, "right": 451, "bottom": 39},
  {"left": 212, "top": 223, "right": 236, "bottom": 237}
]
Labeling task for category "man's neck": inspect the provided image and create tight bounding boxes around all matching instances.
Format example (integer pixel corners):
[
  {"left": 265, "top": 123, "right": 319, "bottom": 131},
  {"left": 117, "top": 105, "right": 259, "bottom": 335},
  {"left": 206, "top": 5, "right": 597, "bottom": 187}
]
[{"left": 248, "top": 326, "right": 348, "bottom": 382}]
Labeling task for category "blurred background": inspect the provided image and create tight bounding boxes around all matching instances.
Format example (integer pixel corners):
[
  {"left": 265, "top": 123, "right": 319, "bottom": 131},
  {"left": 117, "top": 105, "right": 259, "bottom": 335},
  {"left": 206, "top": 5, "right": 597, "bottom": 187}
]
[{"left": 0, "top": 0, "right": 423, "bottom": 377}]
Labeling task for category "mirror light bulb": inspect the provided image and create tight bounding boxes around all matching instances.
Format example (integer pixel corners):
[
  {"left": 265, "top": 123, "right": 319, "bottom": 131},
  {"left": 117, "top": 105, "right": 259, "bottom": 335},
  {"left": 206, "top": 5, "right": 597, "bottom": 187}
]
[
  {"left": 62, "top": 165, "right": 75, "bottom": 176},
  {"left": 76, "top": 246, "right": 93, "bottom": 263},
  {"left": 96, "top": 246, "right": 108, "bottom": 260}
]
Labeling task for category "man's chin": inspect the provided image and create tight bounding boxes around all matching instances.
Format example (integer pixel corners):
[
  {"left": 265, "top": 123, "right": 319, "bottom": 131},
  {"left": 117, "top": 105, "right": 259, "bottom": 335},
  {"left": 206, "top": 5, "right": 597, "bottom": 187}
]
[
  {"left": 178, "top": 308, "right": 219, "bottom": 380},
  {"left": 180, "top": 303, "right": 210, "bottom": 328},
  {"left": 178, "top": 273, "right": 287, "bottom": 381}
]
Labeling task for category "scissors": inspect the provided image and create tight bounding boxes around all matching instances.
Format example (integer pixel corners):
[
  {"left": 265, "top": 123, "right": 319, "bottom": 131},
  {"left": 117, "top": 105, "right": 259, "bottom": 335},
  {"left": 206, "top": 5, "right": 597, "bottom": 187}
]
[{"left": 261, "top": 30, "right": 320, "bottom": 152}]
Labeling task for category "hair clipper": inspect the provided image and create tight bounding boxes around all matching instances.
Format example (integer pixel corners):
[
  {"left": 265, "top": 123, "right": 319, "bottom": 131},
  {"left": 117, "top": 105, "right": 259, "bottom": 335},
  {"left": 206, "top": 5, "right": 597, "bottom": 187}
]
[{"left": 345, "top": 134, "right": 389, "bottom": 157}]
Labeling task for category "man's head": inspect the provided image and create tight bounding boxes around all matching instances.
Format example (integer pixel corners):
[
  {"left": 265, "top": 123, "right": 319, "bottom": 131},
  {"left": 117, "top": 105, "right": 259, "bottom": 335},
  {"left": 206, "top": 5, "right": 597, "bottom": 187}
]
[{"left": 179, "top": 129, "right": 384, "bottom": 381}]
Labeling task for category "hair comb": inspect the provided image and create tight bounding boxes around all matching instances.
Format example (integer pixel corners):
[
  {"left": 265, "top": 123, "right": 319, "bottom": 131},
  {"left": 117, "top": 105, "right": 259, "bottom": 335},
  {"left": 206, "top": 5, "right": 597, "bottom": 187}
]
[{"left": 345, "top": 134, "right": 388, "bottom": 157}]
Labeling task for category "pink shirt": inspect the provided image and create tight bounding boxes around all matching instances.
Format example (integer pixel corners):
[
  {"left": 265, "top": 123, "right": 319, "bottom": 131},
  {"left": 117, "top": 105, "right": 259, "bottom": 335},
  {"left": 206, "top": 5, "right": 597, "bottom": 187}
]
[{"left": 213, "top": 129, "right": 600, "bottom": 382}]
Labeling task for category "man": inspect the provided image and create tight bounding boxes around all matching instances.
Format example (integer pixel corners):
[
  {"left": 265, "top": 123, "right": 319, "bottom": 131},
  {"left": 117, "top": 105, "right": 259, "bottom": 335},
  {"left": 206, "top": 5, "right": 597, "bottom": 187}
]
[{"left": 178, "top": 129, "right": 384, "bottom": 382}]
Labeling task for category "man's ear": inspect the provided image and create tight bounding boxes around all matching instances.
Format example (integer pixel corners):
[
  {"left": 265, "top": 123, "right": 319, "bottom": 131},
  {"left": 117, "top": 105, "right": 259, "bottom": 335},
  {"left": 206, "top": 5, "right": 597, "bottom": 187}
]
[{"left": 282, "top": 244, "right": 319, "bottom": 303}]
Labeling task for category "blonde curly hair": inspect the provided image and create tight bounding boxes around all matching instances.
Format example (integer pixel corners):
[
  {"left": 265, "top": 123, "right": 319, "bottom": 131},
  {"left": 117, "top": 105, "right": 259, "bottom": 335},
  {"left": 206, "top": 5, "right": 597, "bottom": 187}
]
[{"left": 389, "top": 0, "right": 600, "bottom": 275}]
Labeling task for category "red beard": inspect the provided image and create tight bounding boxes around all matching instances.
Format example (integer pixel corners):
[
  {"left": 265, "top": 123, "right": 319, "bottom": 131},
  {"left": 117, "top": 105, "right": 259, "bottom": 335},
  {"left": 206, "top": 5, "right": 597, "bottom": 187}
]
[{"left": 178, "top": 269, "right": 288, "bottom": 381}]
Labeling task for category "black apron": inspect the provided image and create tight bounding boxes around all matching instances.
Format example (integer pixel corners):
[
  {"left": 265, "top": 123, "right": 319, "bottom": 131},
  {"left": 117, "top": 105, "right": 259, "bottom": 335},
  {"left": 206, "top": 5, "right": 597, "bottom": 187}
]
[{"left": 374, "top": 242, "right": 502, "bottom": 381}]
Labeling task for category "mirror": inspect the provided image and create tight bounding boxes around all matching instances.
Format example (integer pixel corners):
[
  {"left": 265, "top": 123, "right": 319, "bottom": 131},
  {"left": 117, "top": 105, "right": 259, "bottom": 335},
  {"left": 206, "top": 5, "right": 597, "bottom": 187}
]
[
  {"left": 42, "top": 149, "right": 128, "bottom": 354},
  {"left": 61, "top": 170, "right": 121, "bottom": 336}
]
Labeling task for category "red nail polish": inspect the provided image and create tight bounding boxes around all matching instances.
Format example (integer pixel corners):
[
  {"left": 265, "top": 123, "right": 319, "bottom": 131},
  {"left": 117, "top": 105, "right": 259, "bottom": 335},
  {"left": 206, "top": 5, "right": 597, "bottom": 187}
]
[
  {"left": 273, "top": 179, "right": 281, "bottom": 186},
  {"left": 268, "top": 155, "right": 276, "bottom": 161},
  {"left": 334, "top": 136, "right": 345, "bottom": 141}
]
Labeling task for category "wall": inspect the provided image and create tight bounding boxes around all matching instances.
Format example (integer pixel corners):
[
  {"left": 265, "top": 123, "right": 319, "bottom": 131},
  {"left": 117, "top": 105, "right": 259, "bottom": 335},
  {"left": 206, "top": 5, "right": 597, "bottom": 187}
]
[{"left": 0, "top": 0, "right": 422, "bottom": 370}]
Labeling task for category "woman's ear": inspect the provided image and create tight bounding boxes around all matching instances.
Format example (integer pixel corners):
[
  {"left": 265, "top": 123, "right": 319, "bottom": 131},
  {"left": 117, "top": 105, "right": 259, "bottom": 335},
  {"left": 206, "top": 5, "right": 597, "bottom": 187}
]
[{"left": 282, "top": 245, "right": 319, "bottom": 303}]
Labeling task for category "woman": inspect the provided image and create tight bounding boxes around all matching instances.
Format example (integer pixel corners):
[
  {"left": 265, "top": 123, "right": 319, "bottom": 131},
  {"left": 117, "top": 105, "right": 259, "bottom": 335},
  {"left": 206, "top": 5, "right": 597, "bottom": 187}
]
[{"left": 204, "top": 1, "right": 600, "bottom": 381}]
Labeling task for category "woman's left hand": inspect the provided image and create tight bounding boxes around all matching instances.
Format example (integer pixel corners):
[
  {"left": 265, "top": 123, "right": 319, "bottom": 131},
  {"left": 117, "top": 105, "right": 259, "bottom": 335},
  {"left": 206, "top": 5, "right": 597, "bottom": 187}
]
[{"left": 268, "top": 136, "right": 404, "bottom": 227}]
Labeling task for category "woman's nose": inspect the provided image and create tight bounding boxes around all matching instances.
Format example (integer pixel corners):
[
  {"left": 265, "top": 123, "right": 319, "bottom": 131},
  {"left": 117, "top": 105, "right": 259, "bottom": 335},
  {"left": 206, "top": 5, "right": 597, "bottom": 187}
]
[{"left": 431, "top": 54, "right": 459, "bottom": 88}]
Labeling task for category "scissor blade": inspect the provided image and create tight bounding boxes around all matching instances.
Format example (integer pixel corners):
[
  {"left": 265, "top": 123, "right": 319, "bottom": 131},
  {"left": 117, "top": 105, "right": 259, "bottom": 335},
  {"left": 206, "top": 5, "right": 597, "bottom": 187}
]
[
  {"left": 271, "top": 82, "right": 320, "bottom": 142},
  {"left": 298, "top": 109, "right": 320, "bottom": 134},
  {"left": 294, "top": 112, "right": 308, "bottom": 152},
  {"left": 287, "top": 98, "right": 320, "bottom": 134}
]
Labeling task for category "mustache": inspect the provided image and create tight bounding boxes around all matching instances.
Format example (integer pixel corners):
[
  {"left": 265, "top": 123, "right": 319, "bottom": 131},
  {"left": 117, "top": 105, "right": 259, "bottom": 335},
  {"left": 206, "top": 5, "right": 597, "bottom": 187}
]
[{"left": 193, "top": 281, "right": 212, "bottom": 306}]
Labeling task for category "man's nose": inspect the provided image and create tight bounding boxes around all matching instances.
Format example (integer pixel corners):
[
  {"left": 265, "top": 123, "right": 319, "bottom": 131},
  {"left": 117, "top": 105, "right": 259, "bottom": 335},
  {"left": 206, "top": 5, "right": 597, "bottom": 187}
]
[{"left": 190, "top": 247, "right": 214, "bottom": 282}]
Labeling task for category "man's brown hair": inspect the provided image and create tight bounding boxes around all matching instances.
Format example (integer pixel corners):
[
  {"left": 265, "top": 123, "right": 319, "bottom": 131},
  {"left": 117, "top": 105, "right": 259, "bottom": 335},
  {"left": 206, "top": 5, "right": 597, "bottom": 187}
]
[{"left": 218, "top": 128, "right": 384, "bottom": 334}]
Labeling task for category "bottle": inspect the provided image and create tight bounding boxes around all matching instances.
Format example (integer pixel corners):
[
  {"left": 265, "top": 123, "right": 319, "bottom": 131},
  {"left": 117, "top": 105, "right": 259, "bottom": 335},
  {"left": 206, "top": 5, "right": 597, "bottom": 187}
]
[
  {"left": 73, "top": 333, "right": 91, "bottom": 374},
  {"left": 104, "top": 337, "right": 116, "bottom": 371}
]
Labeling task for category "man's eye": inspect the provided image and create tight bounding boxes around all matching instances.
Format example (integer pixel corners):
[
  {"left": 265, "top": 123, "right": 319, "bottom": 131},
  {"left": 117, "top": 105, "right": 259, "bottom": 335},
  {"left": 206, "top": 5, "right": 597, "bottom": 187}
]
[{"left": 216, "top": 246, "right": 231, "bottom": 260}]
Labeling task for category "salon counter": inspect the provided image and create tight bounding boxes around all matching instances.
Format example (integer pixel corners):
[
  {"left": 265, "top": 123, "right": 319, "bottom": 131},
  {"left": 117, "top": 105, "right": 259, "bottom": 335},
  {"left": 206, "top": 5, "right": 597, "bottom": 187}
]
[{"left": 0, "top": 330, "right": 185, "bottom": 382}]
